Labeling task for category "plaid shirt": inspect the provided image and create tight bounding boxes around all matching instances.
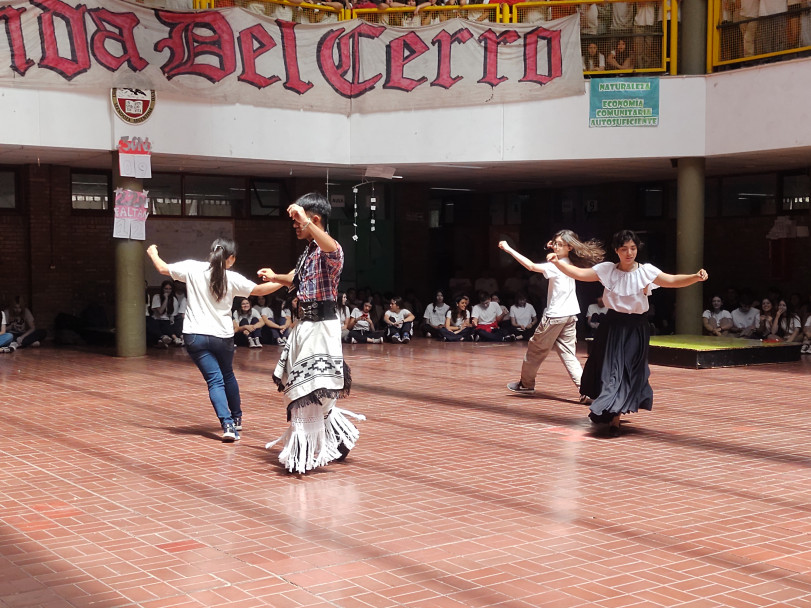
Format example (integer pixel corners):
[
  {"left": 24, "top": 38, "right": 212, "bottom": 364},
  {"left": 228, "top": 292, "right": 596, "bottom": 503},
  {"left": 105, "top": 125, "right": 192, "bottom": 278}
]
[{"left": 294, "top": 240, "right": 343, "bottom": 302}]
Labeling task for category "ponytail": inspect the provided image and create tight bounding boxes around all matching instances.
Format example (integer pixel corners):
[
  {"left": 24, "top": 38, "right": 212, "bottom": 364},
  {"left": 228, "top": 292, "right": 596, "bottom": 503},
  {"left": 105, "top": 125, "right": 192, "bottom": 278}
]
[{"left": 208, "top": 238, "right": 237, "bottom": 301}]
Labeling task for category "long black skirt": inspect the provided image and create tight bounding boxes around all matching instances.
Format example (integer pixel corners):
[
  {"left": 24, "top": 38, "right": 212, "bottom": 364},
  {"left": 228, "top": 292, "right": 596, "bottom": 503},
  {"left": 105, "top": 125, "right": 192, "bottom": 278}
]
[{"left": 580, "top": 309, "right": 653, "bottom": 424}]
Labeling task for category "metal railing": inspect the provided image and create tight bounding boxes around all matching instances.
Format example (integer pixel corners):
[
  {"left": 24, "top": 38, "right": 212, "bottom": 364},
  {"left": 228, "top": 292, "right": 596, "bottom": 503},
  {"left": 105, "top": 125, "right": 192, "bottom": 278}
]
[{"left": 708, "top": 0, "right": 811, "bottom": 72}]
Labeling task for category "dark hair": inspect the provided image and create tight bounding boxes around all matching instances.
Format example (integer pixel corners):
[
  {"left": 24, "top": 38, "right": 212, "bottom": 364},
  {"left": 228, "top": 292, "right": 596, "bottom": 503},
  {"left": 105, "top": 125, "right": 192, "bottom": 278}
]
[
  {"left": 296, "top": 192, "right": 332, "bottom": 226},
  {"left": 450, "top": 295, "right": 470, "bottom": 321},
  {"left": 160, "top": 279, "right": 176, "bottom": 316},
  {"left": 208, "top": 238, "right": 237, "bottom": 302},
  {"left": 611, "top": 229, "right": 643, "bottom": 251},
  {"left": 553, "top": 229, "right": 604, "bottom": 267},
  {"left": 390, "top": 296, "right": 404, "bottom": 309}
]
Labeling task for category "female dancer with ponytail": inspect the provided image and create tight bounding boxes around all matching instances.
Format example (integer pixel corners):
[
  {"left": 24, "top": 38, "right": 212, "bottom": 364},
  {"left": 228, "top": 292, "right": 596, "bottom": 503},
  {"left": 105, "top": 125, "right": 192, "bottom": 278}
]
[
  {"left": 147, "top": 239, "right": 284, "bottom": 442},
  {"left": 499, "top": 230, "right": 605, "bottom": 399}
]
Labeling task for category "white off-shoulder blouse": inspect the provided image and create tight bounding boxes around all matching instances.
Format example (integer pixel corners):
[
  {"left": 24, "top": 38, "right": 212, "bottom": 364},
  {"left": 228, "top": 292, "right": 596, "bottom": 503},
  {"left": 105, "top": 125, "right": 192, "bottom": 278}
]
[{"left": 592, "top": 262, "right": 661, "bottom": 315}]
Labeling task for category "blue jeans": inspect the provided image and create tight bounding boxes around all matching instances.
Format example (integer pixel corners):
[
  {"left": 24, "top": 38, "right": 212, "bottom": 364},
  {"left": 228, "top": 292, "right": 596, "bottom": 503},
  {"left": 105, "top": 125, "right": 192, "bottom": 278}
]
[
  {"left": 0, "top": 333, "right": 12, "bottom": 348},
  {"left": 184, "top": 333, "right": 241, "bottom": 427}
]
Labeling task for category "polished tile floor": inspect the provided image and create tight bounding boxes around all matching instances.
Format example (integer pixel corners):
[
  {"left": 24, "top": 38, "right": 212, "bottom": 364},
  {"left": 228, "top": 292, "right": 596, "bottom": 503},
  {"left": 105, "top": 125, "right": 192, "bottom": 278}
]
[{"left": 1, "top": 339, "right": 810, "bottom": 608}]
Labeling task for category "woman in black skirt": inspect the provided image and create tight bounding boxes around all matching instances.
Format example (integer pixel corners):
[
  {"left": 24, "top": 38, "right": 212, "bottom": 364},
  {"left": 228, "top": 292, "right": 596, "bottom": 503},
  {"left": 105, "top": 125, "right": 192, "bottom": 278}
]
[{"left": 546, "top": 230, "right": 708, "bottom": 437}]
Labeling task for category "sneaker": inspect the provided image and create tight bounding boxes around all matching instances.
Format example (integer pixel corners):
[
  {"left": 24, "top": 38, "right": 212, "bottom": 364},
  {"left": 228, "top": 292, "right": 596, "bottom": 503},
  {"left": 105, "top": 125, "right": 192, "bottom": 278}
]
[
  {"left": 0, "top": 347, "right": 10, "bottom": 353},
  {"left": 233, "top": 416, "right": 242, "bottom": 431},
  {"left": 156, "top": 339, "right": 169, "bottom": 349},
  {"left": 802, "top": 344, "right": 810, "bottom": 354},
  {"left": 248, "top": 337, "right": 257, "bottom": 348},
  {"left": 393, "top": 335, "right": 403, "bottom": 344},
  {"left": 473, "top": 334, "right": 480, "bottom": 342},
  {"left": 402, "top": 333, "right": 411, "bottom": 344},
  {"left": 256, "top": 340, "right": 263, "bottom": 348},
  {"left": 504, "top": 334, "right": 516, "bottom": 342},
  {"left": 160, "top": 335, "right": 172, "bottom": 346},
  {"left": 372, "top": 337, "right": 383, "bottom": 344},
  {"left": 172, "top": 337, "right": 183, "bottom": 346},
  {"left": 507, "top": 381, "right": 535, "bottom": 394},
  {"left": 30, "top": 341, "right": 41, "bottom": 348},
  {"left": 350, "top": 337, "right": 357, "bottom": 344},
  {"left": 222, "top": 423, "right": 240, "bottom": 442}
]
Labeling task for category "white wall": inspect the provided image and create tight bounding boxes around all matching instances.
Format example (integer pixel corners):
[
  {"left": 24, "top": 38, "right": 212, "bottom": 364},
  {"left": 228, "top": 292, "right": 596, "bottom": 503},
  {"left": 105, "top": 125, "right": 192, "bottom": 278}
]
[{"left": 2, "top": 57, "right": 810, "bottom": 167}]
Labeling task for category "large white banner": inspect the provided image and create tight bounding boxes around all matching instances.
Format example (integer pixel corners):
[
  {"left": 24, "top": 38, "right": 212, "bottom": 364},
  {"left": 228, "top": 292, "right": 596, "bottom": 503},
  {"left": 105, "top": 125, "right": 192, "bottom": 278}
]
[{"left": 0, "top": 0, "right": 584, "bottom": 113}]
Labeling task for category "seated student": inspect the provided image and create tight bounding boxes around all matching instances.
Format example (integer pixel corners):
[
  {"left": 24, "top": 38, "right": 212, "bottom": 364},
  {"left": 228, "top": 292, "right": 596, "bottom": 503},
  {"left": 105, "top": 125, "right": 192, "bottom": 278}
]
[
  {"left": 173, "top": 281, "right": 187, "bottom": 344},
  {"left": 490, "top": 293, "right": 512, "bottom": 333},
  {"left": 384, "top": 296, "right": 416, "bottom": 343},
  {"left": 151, "top": 279, "right": 182, "bottom": 347},
  {"left": 702, "top": 295, "right": 733, "bottom": 336},
  {"left": 586, "top": 295, "right": 608, "bottom": 338},
  {"left": 756, "top": 297, "right": 778, "bottom": 339},
  {"left": 233, "top": 297, "right": 263, "bottom": 348},
  {"left": 345, "top": 298, "right": 384, "bottom": 344},
  {"left": 607, "top": 38, "right": 635, "bottom": 70},
  {"left": 583, "top": 42, "right": 606, "bottom": 71},
  {"left": 251, "top": 294, "right": 272, "bottom": 344},
  {"left": 803, "top": 314, "right": 811, "bottom": 354},
  {"left": 769, "top": 299, "right": 803, "bottom": 342},
  {"left": 440, "top": 295, "right": 474, "bottom": 342},
  {"left": 0, "top": 307, "right": 14, "bottom": 352},
  {"left": 422, "top": 290, "right": 450, "bottom": 339},
  {"left": 509, "top": 293, "right": 538, "bottom": 341},
  {"left": 471, "top": 291, "right": 515, "bottom": 342},
  {"left": 260, "top": 296, "right": 291, "bottom": 346},
  {"left": 4, "top": 296, "right": 47, "bottom": 350},
  {"left": 730, "top": 294, "right": 760, "bottom": 338},
  {"left": 336, "top": 291, "right": 352, "bottom": 342}
]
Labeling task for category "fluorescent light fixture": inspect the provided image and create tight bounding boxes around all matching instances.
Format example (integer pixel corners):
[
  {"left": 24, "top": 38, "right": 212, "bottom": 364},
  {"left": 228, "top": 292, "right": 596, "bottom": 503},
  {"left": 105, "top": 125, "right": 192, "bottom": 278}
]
[
  {"left": 431, "top": 163, "right": 486, "bottom": 170},
  {"left": 430, "top": 187, "right": 474, "bottom": 192}
]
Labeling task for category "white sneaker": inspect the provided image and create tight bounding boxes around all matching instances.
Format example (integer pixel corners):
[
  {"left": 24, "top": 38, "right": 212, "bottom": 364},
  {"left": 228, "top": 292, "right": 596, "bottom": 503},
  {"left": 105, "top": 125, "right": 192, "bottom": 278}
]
[{"left": 802, "top": 344, "right": 810, "bottom": 354}]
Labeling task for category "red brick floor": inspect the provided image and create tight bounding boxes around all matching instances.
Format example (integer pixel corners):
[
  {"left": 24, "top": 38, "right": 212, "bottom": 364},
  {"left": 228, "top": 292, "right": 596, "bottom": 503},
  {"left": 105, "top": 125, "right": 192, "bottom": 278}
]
[{"left": 1, "top": 339, "right": 810, "bottom": 608}]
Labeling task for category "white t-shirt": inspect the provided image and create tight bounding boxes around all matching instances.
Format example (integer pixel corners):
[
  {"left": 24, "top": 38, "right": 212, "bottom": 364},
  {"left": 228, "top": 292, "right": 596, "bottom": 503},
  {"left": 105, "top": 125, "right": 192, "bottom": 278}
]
[
  {"left": 446, "top": 308, "right": 470, "bottom": 327},
  {"left": 338, "top": 304, "right": 351, "bottom": 325},
  {"left": 177, "top": 295, "right": 187, "bottom": 315},
  {"left": 731, "top": 307, "right": 760, "bottom": 330},
  {"left": 151, "top": 294, "right": 179, "bottom": 321},
  {"left": 351, "top": 307, "right": 372, "bottom": 331},
  {"left": 635, "top": 3, "right": 657, "bottom": 26},
  {"left": 385, "top": 309, "right": 412, "bottom": 325},
  {"left": 592, "top": 262, "right": 662, "bottom": 315},
  {"left": 471, "top": 301, "right": 501, "bottom": 324},
  {"left": 611, "top": 2, "right": 634, "bottom": 29},
  {"left": 740, "top": 0, "right": 759, "bottom": 17},
  {"left": 805, "top": 316, "right": 811, "bottom": 328},
  {"left": 760, "top": 0, "right": 787, "bottom": 16},
  {"left": 233, "top": 309, "right": 257, "bottom": 324},
  {"left": 169, "top": 260, "right": 256, "bottom": 338},
  {"left": 538, "top": 258, "right": 580, "bottom": 318},
  {"left": 579, "top": 4, "right": 598, "bottom": 34},
  {"left": 423, "top": 303, "right": 450, "bottom": 327},
  {"left": 1, "top": 311, "right": 5, "bottom": 327},
  {"left": 703, "top": 309, "right": 733, "bottom": 323},
  {"left": 583, "top": 52, "right": 605, "bottom": 71},
  {"left": 587, "top": 303, "right": 609, "bottom": 326},
  {"left": 510, "top": 303, "right": 537, "bottom": 327}
]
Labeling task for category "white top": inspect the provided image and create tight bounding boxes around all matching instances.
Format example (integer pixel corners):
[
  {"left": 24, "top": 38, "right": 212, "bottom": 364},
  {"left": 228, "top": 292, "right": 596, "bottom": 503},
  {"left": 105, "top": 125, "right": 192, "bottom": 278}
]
[
  {"left": 423, "top": 302, "right": 450, "bottom": 326},
  {"left": 233, "top": 309, "right": 257, "bottom": 323},
  {"left": 1, "top": 311, "right": 5, "bottom": 327},
  {"left": 592, "top": 262, "right": 661, "bottom": 315},
  {"left": 731, "top": 307, "right": 759, "bottom": 329},
  {"left": 760, "top": 0, "right": 787, "bottom": 16},
  {"left": 338, "top": 304, "right": 351, "bottom": 325},
  {"left": 510, "top": 303, "right": 536, "bottom": 327},
  {"left": 254, "top": 305, "right": 272, "bottom": 320},
  {"left": 579, "top": 4, "right": 598, "bottom": 34},
  {"left": 446, "top": 308, "right": 470, "bottom": 327},
  {"left": 778, "top": 314, "right": 802, "bottom": 334},
  {"left": 471, "top": 301, "right": 501, "bottom": 324},
  {"left": 611, "top": 2, "right": 634, "bottom": 29},
  {"left": 740, "top": 0, "right": 759, "bottom": 17},
  {"left": 169, "top": 260, "right": 256, "bottom": 338},
  {"left": 538, "top": 258, "right": 580, "bottom": 318},
  {"left": 583, "top": 52, "right": 605, "bottom": 71},
  {"left": 385, "top": 309, "right": 412, "bottom": 324},
  {"left": 634, "top": 3, "right": 657, "bottom": 26},
  {"left": 151, "top": 294, "right": 179, "bottom": 321},
  {"left": 703, "top": 309, "right": 733, "bottom": 322},
  {"left": 587, "top": 303, "right": 608, "bottom": 326},
  {"left": 805, "top": 316, "right": 811, "bottom": 328},
  {"left": 177, "top": 295, "right": 187, "bottom": 315},
  {"left": 350, "top": 307, "right": 372, "bottom": 331}
]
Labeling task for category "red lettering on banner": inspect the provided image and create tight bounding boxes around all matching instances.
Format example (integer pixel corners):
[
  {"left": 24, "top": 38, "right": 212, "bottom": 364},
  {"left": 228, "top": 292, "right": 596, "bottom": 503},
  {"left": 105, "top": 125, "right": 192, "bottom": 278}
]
[
  {"left": 154, "top": 11, "right": 236, "bottom": 83},
  {"left": 318, "top": 22, "right": 384, "bottom": 99},
  {"left": 237, "top": 23, "right": 280, "bottom": 89},
  {"left": 33, "top": 0, "right": 91, "bottom": 80},
  {"left": 384, "top": 31, "right": 427, "bottom": 92},
  {"left": 430, "top": 28, "right": 472, "bottom": 89},
  {"left": 0, "top": 6, "right": 35, "bottom": 76},
  {"left": 520, "top": 26, "right": 561, "bottom": 85},
  {"left": 477, "top": 29, "right": 519, "bottom": 87},
  {"left": 87, "top": 9, "right": 148, "bottom": 72},
  {"left": 276, "top": 20, "right": 312, "bottom": 95}
]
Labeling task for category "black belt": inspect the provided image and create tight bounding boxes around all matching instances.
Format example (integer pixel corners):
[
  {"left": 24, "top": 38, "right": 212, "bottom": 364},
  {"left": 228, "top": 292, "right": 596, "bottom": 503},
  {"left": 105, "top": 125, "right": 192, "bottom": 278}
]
[{"left": 297, "top": 300, "right": 337, "bottom": 322}]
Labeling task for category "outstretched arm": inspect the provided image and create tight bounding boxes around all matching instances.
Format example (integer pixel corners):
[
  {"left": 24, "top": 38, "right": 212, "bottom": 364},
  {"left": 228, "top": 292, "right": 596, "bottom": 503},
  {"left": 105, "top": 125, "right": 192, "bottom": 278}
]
[
  {"left": 257, "top": 267, "right": 295, "bottom": 287},
  {"left": 146, "top": 244, "right": 171, "bottom": 276},
  {"left": 546, "top": 252, "right": 600, "bottom": 282},
  {"left": 498, "top": 241, "right": 544, "bottom": 273},
  {"left": 652, "top": 269, "right": 708, "bottom": 288}
]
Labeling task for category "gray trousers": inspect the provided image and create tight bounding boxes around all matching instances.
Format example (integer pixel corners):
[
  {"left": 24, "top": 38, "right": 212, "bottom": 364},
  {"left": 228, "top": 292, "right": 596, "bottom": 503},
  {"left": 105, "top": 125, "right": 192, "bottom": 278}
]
[{"left": 519, "top": 315, "right": 582, "bottom": 389}]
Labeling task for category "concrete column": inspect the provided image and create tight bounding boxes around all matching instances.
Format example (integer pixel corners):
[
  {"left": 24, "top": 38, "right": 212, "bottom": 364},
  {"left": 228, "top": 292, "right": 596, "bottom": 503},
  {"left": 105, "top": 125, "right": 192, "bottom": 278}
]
[
  {"left": 675, "top": 157, "right": 705, "bottom": 335},
  {"left": 680, "top": 0, "right": 708, "bottom": 75},
  {"left": 113, "top": 156, "right": 146, "bottom": 357}
]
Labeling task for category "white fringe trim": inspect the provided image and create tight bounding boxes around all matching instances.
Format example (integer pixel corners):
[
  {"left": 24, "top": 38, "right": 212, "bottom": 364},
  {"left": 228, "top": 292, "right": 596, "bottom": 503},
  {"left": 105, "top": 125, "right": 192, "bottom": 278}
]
[{"left": 265, "top": 402, "right": 365, "bottom": 474}]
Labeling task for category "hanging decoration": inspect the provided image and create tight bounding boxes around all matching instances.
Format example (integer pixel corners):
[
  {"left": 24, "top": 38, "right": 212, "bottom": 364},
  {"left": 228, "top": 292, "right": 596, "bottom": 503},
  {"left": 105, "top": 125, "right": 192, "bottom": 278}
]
[
  {"left": 352, "top": 186, "right": 359, "bottom": 242},
  {"left": 370, "top": 184, "right": 376, "bottom": 233}
]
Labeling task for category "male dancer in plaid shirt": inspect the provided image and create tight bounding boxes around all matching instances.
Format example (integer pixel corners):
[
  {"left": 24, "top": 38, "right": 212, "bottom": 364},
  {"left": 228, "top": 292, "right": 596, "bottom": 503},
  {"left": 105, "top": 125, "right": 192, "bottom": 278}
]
[{"left": 259, "top": 193, "right": 364, "bottom": 473}]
